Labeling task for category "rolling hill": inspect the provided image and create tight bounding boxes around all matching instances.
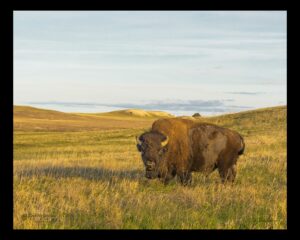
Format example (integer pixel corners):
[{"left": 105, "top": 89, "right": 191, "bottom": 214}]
[
  {"left": 14, "top": 105, "right": 286, "bottom": 133},
  {"left": 97, "top": 108, "right": 174, "bottom": 118},
  {"left": 13, "top": 106, "right": 173, "bottom": 131}
]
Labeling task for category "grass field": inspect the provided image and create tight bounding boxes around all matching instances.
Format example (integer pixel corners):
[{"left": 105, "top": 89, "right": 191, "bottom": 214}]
[{"left": 13, "top": 105, "right": 287, "bottom": 229}]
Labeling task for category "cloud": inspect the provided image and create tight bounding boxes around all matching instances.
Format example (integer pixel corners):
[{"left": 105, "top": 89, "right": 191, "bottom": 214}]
[
  {"left": 227, "top": 91, "right": 266, "bottom": 95},
  {"left": 28, "top": 99, "right": 251, "bottom": 114},
  {"left": 110, "top": 100, "right": 223, "bottom": 111}
]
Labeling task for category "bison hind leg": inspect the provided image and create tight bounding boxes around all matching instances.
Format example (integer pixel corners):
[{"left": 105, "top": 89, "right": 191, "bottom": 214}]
[
  {"left": 226, "top": 165, "right": 236, "bottom": 183},
  {"left": 218, "top": 164, "right": 237, "bottom": 184}
]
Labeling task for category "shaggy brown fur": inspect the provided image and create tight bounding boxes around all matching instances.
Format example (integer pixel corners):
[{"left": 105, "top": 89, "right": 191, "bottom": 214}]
[{"left": 137, "top": 118, "right": 245, "bottom": 185}]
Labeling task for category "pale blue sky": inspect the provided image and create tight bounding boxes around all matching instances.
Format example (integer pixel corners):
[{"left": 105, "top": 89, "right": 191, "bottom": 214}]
[{"left": 14, "top": 11, "right": 287, "bottom": 115}]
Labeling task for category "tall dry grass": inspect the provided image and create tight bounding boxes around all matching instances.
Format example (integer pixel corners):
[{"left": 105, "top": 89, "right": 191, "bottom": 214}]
[{"left": 13, "top": 106, "right": 286, "bottom": 229}]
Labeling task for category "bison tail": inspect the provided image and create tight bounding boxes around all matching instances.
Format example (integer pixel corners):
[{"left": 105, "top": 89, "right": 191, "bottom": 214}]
[{"left": 238, "top": 135, "right": 245, "bottom": 155}]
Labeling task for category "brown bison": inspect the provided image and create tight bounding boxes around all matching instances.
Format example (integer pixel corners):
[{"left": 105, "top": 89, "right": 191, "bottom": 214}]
[{"left": 136, "top": 118, "right": 245, "bottom": 185}]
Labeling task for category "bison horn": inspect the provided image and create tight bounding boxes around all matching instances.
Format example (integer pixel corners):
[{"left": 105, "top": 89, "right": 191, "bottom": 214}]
[
  {"left": 136, "top": 135, "right": 142, "bottom": 145},
  {"left": 161, "top": 136, "right": 169, "bottom": 147}
]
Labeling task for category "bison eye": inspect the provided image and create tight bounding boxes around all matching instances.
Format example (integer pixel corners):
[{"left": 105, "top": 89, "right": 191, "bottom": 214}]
[{"left": 158, "top": 147, "right": 167, "bottom": 156}]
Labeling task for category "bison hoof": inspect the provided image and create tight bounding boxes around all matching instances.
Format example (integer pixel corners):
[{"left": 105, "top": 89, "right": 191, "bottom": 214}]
[
  {"left": 181, "top": 179, "right": 192, "bottom": 186},
  {"left": 179, "top": 172, "right": 192, "bottom": 186}
]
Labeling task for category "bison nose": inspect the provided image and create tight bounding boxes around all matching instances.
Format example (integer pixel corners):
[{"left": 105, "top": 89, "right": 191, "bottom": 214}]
[
  {"left": 146, "top": 161, "right": 155, "bottom": 167},
  {"left": 145, "top": 171, "right": 152, "bottom": 179},
  {"left": 146, "top": 166, "right": 153, "bottom": 171}
]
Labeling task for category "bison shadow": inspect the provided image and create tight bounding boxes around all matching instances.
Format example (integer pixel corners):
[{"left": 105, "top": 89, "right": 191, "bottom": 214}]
[
  {"left": 15, "top": 166, "right": 231, "bottom": 186},
  {"left": 16, "top": 166, "right": 143, "bottom": 182}
]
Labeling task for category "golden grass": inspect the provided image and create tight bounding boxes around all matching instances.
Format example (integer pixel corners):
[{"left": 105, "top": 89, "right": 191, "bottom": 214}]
[
  {"left": 13, "top": 105, "right": 286, "bottom": 229},
  {"left": 98, "top": 108, "right": 175, "bottom": 118}
]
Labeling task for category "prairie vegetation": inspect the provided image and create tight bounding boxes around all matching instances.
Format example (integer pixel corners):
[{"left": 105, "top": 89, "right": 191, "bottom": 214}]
[{"left": 13, "top": 105, "right": 286, "bottom": 229}]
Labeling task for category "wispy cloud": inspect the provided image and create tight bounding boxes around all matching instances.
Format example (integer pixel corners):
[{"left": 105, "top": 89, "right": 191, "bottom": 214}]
[
  {"left": 27, "top": 99, "right": 251, "bottom": 114},
  {"left": 227, "top": 91, "right": 266, "bottom": 95}
]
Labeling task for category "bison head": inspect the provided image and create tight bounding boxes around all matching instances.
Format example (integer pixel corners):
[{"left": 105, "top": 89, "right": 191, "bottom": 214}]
[{"left": 136, "top": 131, "right": 169, "bottom": 179}]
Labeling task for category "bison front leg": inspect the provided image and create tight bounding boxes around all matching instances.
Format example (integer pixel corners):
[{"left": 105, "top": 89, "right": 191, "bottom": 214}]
[
  {"left": 161, "top": 174, "right": 175, "bottom": 185},
  {"left": 178, "top": 171, "right": 192, "bottom": 186},
  {"left": 159, "top": 169, "right": 176, "bottom": 185},
  {"left": 162, "top": 176, "right": 172, "bottom": 185}
]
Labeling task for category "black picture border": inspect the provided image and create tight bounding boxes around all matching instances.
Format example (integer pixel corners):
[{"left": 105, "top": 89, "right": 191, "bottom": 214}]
[{"left": 1, "top": 1, "right": 290, "bottom": 240}]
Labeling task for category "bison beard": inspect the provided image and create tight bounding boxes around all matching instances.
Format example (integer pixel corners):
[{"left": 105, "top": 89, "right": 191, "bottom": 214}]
[{"left": 136, "top": 118, "right": 245, "bottom": 185}]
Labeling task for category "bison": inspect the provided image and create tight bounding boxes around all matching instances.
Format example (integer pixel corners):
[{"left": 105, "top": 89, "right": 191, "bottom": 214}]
[{"left": 136, "top": 118, "right": 245, "bottom": 185}]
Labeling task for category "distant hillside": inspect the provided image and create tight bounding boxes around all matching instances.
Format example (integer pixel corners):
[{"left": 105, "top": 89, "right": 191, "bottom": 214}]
[
  {"left": 13, "top": 105, "right": 173, "bottom": 131},
  {"left": 98, "top": 109, "right": 174, "bottom": 118},
  {"left": 14, "top": 106, "right": 86, "bottom": 120},
  {"left": 13, "top": 105, "right": 286, "bottom": 133},
  {"left": 203, "top": 105, "right": 286, "bottom": 137}
]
